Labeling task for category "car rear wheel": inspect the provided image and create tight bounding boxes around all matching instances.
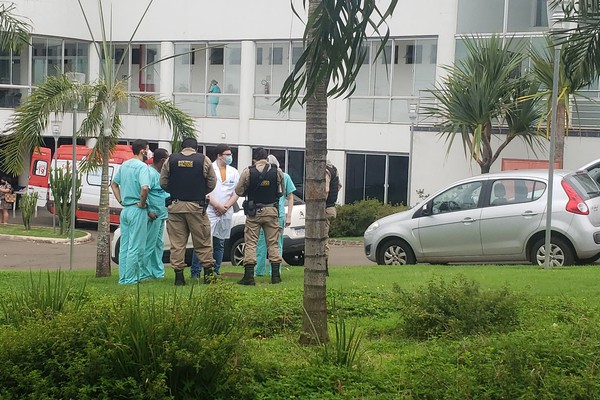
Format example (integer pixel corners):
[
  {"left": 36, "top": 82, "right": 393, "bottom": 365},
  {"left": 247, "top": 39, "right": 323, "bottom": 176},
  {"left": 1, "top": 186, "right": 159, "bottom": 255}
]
[
  {"left": 376, "top": 238, "right": 416, "bottom": 265},
  {"left": 283, "top": 251, "right": 305, "bottom": 266},
  {"left": 230, "top": 237, "right": 245, "bottom": 266},
  {"left": 531, "top": 237, "right": 574, "bottom": 267}
]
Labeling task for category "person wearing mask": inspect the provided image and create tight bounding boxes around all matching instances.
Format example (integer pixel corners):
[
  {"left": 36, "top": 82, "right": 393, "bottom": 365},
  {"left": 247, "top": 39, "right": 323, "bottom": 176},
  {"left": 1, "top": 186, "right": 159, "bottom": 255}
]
[
  {"left": 235, "top": 147, "right": 284, "bottom": 285},
  {"left": 208, "top": 80, "right": 221, "bottom": 116},
  {"left": 160, "top": 137, "right": 217, "bottom": 285},
  {"left": 111, "top": 139, "right": 151, "bottom": 285},
  {"left": 142, "top": 148, "right": 170, "bottom": 280},
  {"left": 255, "top": 154, "right": 295, "bottom": 277},
  {"left": 325, "top": 159, "right": 342, "bottom": 276},
  {"left": 190, "top": 143, "right": 240, "bottom": 277}
]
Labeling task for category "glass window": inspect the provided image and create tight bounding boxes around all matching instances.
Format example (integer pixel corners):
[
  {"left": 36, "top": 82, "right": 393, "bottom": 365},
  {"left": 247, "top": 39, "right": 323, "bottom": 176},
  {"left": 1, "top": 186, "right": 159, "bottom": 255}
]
[
  {"left": 345, "top": 152, "right": 408, "bottom": 204},
  {"left": 131, "top": 44, "right": 160, "bottom": 93},
  {"left": 457, "top": 0, "right": 504, "bottom": 34},
  {"left": 388, "top": 155, "right": 409, "bottom": 205},
  {"left": 32, "top": 37, "right": 62, "bottom": 84},
  {"left": 508, "top": 0, "right": 548, "bottom": 32},
  {"left": 210, "top": 47, "right": 223, "bottom": 65},
  {"left": 64, "top": 41, "right": 88, "bottom": 81},
  {"left": 100, "top": 44, "right": 130, "bottom": 86},
  {"left": 432, "top": 182, "right": 482, "bottom": 214},
  {"left": 88, "top": 166, "right": 114, "bottom": 187},
  {"left": 288, "top": 150, "right": 305, "bottom": 199},
  {"left": 345, "top": 154, "right": 367, "bottom": 204}
]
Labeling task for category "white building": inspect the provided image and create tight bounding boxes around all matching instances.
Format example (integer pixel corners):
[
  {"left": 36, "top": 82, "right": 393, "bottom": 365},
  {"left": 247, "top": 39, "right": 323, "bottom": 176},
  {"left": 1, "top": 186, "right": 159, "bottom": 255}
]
[{"left": 1, "top": 0, "right": 599, "bottom": 205}]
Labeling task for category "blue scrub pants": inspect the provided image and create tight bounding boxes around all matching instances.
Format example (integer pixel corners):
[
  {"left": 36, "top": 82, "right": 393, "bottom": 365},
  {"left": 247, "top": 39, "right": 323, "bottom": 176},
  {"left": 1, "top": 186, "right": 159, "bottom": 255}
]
[
  {"left": 255, "top": 215, "right": 285, "bottom": 276},
  {"left": 142, "top": 218, "right": 166, "bottom": 280},
  {"left": 191, "top": 236, "right": 224, "bottom": 276},
  {"left": 118, "top": 205, "right": 149, "bottom": 285}
]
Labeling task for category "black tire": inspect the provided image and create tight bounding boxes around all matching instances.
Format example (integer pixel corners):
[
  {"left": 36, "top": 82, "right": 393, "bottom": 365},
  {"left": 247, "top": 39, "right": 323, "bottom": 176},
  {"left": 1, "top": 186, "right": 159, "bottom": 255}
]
[
  {"left": 112, "top": 238, "right": 120, "bottom": 264},
  {"left": 376, "top": 238, "right": 416, "bottom": 265},
  {"left": 230, "top": 237, "right": 245, "bottom": 266},
  {"left": 530, "top": 237, "right": 574, "bottom": 267},
  {"left": 283, "top": 251, "right": 305, "bottom": 266}
]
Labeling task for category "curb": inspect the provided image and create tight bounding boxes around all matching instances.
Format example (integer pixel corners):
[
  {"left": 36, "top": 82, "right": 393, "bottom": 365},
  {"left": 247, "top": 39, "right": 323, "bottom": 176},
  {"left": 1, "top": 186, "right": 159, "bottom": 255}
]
[
  {"left": 0, "top": 231, "right": 93, "bottom": 245},
  {"left": 328, "top": 239, "right": 363, "bottom": 247}
]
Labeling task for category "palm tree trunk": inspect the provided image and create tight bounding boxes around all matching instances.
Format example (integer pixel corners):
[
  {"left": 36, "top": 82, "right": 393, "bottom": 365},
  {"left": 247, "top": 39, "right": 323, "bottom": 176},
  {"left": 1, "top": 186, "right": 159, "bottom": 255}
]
[
  {"left": 300, "top": 0, "right": 329, "bottom": 345},
  {"left": 554, "top": 98, "right": 566, "bottom": 169},
  {"left": 479, "top": 122, "right": 493, "bottom": 174},
  {"left": 96, "top": 136, "right": 112, "bottom": 277}
]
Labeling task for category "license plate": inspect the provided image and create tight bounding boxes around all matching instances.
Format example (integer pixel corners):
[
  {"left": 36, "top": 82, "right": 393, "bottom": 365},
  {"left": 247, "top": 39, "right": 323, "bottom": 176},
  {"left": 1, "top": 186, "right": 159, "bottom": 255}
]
[{"left": 295, "top": 227, "right": 305, "bottom": 236}]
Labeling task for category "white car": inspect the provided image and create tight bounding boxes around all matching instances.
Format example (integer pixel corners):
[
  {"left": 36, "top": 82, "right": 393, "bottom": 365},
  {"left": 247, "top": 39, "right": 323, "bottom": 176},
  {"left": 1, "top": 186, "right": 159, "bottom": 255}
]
[{"left": 111, "top": 196, "right": 306, "bottom": 266}]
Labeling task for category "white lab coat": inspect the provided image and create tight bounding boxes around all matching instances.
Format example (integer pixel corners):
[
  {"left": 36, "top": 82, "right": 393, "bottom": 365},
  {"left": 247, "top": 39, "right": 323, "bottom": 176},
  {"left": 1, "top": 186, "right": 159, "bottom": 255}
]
[{"left": 206, "top": 161, "right": 240, "bottom": 239}]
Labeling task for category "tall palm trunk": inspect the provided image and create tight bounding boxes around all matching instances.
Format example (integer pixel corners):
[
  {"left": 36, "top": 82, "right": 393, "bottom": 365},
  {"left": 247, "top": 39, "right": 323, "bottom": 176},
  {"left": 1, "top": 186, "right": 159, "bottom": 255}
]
[
  {"left": 96, "top": 136, "right": 112, "bottom": 277},
  {"left": 300, "top": 0, "right": 329, "bottom": 345},
  {"left": 554, "top": 98, "right": 567, "bottom": 168}
]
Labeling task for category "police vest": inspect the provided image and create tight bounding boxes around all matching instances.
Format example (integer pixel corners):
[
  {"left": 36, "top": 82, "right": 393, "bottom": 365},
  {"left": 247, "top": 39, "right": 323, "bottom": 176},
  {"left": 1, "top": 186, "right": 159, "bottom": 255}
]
[
  {"left": 326, "top": 164, "right": 339, "bottom": 207},
  {"left": 248, "top": 164, "right": 278, "bottom": 205},
  {"left": 168, "top": 152, "right": 207, "bottom": 201}
]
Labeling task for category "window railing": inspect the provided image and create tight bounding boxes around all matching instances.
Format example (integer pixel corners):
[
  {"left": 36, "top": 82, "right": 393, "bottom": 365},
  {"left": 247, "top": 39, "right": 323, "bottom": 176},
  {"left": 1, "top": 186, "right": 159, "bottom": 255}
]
[
  {"left": 0, "top": 85, "right": 29, "bottom": 109},
  {"left": 173, "top": 92, "right": 240, "bottom": 118},
  {"left": 253, "top": 94, "right": 305, "bottom": 120}
]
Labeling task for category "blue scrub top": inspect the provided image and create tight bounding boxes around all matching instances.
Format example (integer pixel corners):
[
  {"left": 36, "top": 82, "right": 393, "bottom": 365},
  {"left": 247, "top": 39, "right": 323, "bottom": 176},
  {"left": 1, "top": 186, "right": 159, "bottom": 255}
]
[
  {"left": 113, "top": 158, "right": 151, "bottom": 206},
  {"left": 147, "top": 166, "right": 169, "bottom": 220}
]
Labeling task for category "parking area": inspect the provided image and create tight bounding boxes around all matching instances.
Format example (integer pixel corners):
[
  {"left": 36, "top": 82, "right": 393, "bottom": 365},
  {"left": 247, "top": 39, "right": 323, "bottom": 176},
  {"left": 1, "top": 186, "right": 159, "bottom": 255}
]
[{"left": 1, "top": 208, "right": 370, "bottom": 270}]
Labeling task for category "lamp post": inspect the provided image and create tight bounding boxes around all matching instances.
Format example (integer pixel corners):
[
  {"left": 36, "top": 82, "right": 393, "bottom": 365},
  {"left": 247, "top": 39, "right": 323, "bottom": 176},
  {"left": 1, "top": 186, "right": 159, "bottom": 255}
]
[
  {"left": 67, "top": 72, "right": 85, "bottom": 271},
  {"left": 51, "top": 118, "right": 62, "bottom": 233},
  {"left": 407, "top": 98, "right": 419, "bottom": 207}
]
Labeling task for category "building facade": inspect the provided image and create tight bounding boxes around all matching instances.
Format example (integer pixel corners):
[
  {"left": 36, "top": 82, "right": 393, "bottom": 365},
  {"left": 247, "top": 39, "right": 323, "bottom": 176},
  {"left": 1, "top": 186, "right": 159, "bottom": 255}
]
[{"left": 1, "top": 0, "right": 599, "bottom": 206}]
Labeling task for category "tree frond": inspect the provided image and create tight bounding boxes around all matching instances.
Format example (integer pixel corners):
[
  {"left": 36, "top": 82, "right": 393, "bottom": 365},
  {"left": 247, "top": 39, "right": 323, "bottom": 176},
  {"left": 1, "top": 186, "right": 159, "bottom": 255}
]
[
  {"left": 0, "top": 3, "right": 31, "bottom": 53},
  {"left": 278, "top": 0, "right": 398, "bottom": 110}
]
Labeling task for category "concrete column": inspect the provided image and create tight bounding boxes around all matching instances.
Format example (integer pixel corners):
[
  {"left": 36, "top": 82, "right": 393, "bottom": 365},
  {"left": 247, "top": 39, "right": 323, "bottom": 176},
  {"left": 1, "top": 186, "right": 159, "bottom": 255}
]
[
  {"left": 160, "top": 41, "right": 174, "bottom": 100},
  {"left": 237, "top": 41, "right": 256, "bottom": 170}
]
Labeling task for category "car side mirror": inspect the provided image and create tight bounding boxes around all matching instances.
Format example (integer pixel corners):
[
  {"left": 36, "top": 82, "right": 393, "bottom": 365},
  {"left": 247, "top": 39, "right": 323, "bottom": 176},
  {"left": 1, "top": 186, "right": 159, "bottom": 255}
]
[{"left": 421, "top": 203, "right": 432, "bottom": 216}]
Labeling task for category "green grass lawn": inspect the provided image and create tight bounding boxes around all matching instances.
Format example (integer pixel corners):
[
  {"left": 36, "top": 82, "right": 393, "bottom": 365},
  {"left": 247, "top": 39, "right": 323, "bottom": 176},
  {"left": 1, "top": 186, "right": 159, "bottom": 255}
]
[
  {"left": 0, "top": 223, "right": 87, "bottom": 239},
  {"left": 2, "top": 264, "right": 600, "bottom": 398}
]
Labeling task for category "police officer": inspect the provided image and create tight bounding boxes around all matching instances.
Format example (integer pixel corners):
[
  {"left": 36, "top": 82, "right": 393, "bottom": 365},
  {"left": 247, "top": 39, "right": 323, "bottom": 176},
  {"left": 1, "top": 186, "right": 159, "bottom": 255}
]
[
  {"left": 325, "top": 159, "right": 342, "bottom": 276},
  {"left": 160, "top": 137, "right": 217, "bottom": 285},
  {"left": 235, "top": 147, "right": 284, "bottom": 285}
]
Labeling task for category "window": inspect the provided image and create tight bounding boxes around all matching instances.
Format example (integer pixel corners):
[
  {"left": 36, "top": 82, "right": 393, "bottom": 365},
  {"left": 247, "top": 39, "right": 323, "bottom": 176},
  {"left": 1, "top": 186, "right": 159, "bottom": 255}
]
[
  {"left": 487, "top": 179, "right": 543, "bottom": 206},
  {"left": 405, "top": 44, "right": 423, "bottom": 64},
  {"left": 345, "top": 153, "right": 409, "bottom": 205},
  {"left": 431, "top": 182, "right": 482, "bottom": 214},
  {"left": 270, "top": 47, "right": 283, "bottom": 65},
  {"left": 210, "top": 47, "right": 224, "bottom": 65},
  {"left": 88, "top": 166, "right": 114, "bottom": 187},
  {"left": 256, "top": 48, "right": 263, "bottom": 65}
]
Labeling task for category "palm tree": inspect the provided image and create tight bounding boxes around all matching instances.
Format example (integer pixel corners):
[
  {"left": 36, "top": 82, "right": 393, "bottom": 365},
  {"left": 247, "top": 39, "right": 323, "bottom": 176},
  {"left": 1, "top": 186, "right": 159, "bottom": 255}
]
[
  {"left": 0, "top": 0, "right": 195, "bottom": 277},
  {"left": 425, "top": 35, "right": 546, "bottom": 174},
  {"left": 529, "top": 37, "right": 589, "bottom": 168},
  {"left": 278, "top": 0, "right": 397, "bottom": 344},
  {"left": 0, "top": 3, "right": 31, "bottom": 52}
]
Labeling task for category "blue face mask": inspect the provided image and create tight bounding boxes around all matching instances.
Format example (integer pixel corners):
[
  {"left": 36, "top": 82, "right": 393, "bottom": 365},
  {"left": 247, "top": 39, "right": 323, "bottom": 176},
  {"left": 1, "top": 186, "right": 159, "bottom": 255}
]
[{"left": 224, "top": 155, "right": 233, "bottom": 165}]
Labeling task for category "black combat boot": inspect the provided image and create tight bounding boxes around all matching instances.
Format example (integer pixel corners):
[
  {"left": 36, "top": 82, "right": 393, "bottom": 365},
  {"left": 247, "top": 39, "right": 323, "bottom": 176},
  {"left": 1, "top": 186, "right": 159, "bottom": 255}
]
[
  {"left": 174, "top": 269, "right": 186, "bottom": 286},
  {"left": 238, "top": 264, "right": 256, "bottom": 286},
  {"left": 271, "top": 263, "right": 281, "bottom": 284},
  {"left": 203, "top": 267, "right": 215, "bottom": 284}
]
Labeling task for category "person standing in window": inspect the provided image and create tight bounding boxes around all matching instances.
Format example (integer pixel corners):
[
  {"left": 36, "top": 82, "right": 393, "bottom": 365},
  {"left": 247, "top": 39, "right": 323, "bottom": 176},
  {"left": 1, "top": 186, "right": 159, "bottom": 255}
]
[
  {"left": 208, "top": 79, "right": 221, "bottom": 116},
  {"left": 190, "top": 143, "right": 240, "bottom": 278}
]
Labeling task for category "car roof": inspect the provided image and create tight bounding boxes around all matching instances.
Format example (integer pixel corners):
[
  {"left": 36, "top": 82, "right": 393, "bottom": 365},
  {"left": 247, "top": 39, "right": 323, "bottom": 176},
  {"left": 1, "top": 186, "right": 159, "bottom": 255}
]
[{"left": 451, "top": 169, "right": 572, "bottom": 185}]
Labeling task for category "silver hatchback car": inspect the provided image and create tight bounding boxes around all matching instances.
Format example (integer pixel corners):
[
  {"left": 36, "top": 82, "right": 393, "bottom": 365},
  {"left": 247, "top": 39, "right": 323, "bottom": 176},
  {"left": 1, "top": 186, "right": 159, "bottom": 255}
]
[{"left": 364, "top": 170, "right": 600, "bottom": 266}]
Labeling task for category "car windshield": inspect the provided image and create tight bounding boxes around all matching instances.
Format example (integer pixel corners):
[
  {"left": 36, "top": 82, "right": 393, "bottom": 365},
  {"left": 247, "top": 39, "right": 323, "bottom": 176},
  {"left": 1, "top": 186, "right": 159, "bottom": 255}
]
[{"left": 565, "top": 172, "right": 600, "bottom": 200}]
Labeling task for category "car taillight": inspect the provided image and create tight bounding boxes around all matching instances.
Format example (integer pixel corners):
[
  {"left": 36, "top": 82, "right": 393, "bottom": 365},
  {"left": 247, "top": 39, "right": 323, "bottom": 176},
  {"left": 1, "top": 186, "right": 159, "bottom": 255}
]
[{"left": 561, "top": 180, "right": 589, "bottom": 215}]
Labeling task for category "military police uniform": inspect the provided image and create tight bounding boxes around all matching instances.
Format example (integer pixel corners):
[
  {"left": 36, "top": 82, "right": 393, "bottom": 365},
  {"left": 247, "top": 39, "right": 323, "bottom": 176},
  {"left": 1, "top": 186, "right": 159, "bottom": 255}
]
[
  {"left": 160, "top": 146, "right": 217, "bottom": 285},
  {"left": 235, "top": 159, "right": 284, "bottom": 285},
  {"left": 325, "top": 162, "right": 341, "bottom": 275}
]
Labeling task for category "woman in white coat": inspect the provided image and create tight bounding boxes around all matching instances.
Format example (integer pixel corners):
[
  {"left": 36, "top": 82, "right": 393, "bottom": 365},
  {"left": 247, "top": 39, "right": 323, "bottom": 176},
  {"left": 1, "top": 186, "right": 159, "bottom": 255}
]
[{"left": 191, "top": 144, "right": 240, "bottom": 277}]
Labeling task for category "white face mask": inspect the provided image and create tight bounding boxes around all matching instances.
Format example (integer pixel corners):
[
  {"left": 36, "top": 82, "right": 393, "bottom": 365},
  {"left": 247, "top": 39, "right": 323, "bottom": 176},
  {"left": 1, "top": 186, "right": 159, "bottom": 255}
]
[
  {"left": 224, "top": 155, "right": 233, "bottom": 165},
  {"left": 146, "top": 149, "right": 154, "bottom": 160}
]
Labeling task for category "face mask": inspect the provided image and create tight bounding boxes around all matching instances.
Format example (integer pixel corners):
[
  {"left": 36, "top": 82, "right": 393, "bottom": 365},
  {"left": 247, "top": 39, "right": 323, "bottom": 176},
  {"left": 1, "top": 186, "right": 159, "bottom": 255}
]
[
  {"left": 146, "top": 149, "right": 153, "bottom": 160},
  {"left": 224, "top": 155, "right": 233, "bottom": 165}
]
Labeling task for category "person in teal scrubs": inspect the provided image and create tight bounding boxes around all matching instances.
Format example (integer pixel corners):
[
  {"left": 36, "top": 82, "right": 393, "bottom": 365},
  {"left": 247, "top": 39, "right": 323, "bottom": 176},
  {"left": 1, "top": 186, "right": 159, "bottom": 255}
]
[
  {"left": 255, "top": 155, "right": 296, "bottom": 276},
  {"left": 142, "top": 148, "right": 170, "bottom": 280},
  {"left": 208, "top": 80, "right": 221, "bottom": 116},
  {"left": 111, "top": 139, "right": 151, "bottom": 285}
]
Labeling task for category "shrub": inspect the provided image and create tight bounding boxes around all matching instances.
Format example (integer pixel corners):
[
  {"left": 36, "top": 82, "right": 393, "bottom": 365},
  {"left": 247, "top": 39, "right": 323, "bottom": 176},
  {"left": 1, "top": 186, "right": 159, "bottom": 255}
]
[
  {"left": 393, "top": 275, "right": 522, "bottom": 339},
  {"left": 329, "top": 199, "right": 406, "bottom": 237},
  {"left": 18, "top": 192, "right": 38, "bottom": 230},
  {"left": 49, "top": 161, "right": 82, "bottom": 235}
]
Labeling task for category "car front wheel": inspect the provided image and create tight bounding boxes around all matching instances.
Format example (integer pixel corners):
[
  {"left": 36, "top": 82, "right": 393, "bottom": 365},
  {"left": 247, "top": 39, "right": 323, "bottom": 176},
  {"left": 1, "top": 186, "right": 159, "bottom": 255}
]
[
  {"left": 376, "top": 238, "right": 416, "bottom": 265},
  {"left": 230, "top": 237, "right": 245, "bottom": 266},
  {"left": 531, "top": 237, "right": 574, "bottom": 267}
]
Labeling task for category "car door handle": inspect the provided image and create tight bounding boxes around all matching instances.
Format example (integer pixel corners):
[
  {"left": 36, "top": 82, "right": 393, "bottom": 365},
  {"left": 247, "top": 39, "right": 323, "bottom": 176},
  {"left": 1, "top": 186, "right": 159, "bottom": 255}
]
[
  {"left": 521, "top": 211, "right": 538, "bottom": 217},
  {"left": 462, "top": 217, "right": 476, "bottom": 224}
]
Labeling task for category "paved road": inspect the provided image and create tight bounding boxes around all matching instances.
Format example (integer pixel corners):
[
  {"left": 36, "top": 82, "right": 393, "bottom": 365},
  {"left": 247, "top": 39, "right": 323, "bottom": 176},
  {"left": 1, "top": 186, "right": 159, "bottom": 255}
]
[{"left": 1, "top": 208, "right": 371, "bottom": 270}]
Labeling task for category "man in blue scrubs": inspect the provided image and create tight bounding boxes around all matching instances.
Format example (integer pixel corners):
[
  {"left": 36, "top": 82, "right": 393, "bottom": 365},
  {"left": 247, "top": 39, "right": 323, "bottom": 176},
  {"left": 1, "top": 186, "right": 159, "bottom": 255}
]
[
  {"left": 111, "top": 139, "right": 151, "bottom": 285},
  {"left": 142, "top": 148, "right": 169, "bottom": 280}
]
